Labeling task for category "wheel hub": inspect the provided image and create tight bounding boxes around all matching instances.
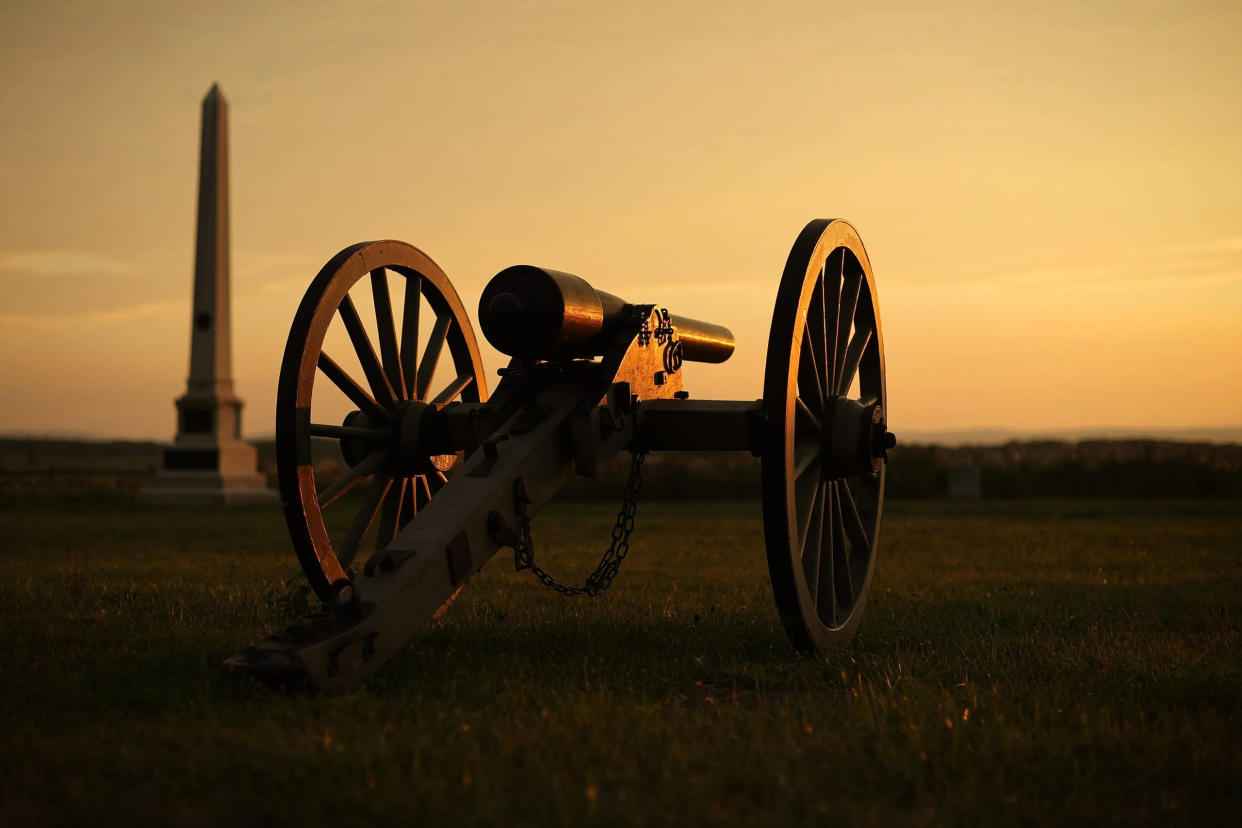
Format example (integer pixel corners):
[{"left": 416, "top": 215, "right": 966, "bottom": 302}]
[
  {"left": 823, "top": 398, "right": 895, "bottom": 479},
  {"left": 397, "top": 401, "right": 456, "bottom": 476},
  {"left": 338, "top": 410, "right": 385, "bottom": 469},
  {"left": 337, "top": 404, "right": 456, "bottom": 477}
]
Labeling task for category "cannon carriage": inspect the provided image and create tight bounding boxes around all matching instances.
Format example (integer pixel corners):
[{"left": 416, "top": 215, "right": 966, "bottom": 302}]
[{"left": 228, "top": 218, "right": 895, "bottom": 689}]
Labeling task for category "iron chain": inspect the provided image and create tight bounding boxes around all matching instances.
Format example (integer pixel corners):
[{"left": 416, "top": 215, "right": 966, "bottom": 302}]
[{"left": 511, "top": 451, "right": 646, "bottom": 597}]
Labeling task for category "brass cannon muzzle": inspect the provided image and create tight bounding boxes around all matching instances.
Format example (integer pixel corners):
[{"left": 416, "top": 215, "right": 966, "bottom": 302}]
[{"left": 478, "top": 265, "right": 735, "bottom": 363}]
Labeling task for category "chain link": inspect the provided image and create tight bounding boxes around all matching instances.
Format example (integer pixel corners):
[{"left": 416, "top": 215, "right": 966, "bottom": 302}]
[{"left": 508, "top": 451, "right": 646, "bottom": 597}]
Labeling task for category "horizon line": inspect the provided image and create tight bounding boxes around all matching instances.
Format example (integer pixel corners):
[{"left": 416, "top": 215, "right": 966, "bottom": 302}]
[{"left": 3, "top": 424, "right": 1241, "bottom": 447}]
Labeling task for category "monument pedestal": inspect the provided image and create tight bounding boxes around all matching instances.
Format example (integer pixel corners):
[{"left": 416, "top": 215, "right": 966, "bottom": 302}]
[
  {"left": 144, "top": 449, "right": 273, "bottom": 508},
  {"left": 140, "top": 446, "right": 273, "bottom": 506},
  {"left": 141, "top": 391, "right": 276, "bottom": 505}
]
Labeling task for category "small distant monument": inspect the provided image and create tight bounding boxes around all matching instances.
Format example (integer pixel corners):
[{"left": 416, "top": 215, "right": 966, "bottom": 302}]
[
  {"left": 947, "top": 463, "right": 982, "bottom": 499},
  {"left": 141, "top": 84, "right": 275, "bottom": 506}
]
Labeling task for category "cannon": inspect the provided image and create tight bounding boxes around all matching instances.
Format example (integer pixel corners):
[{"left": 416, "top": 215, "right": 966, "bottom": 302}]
[{"left": 226, "top": 218, "right": 895, "bottom": 689}]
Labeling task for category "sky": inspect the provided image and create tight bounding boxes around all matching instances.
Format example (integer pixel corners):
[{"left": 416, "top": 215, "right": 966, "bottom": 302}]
[{"left": 1, "top": 0, "right": 1239, "bottom": 440}]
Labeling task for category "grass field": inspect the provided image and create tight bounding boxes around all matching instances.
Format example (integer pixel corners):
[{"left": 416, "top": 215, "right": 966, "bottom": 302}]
[{"left": 1, "top": 498, "right": 1239, "bottom": 825}]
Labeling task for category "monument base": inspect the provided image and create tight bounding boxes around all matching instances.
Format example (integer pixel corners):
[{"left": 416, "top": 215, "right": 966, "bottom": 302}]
[{"left": 139, "top": 441, "right": 278, "bottom": 506}]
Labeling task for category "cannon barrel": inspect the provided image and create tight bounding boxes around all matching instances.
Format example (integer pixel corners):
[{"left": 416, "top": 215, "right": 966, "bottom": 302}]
[{"left": 478, "top": 265, "right": 734, "bottom": 363}]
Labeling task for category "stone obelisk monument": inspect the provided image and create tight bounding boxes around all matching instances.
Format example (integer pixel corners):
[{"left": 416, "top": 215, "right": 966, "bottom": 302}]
[{"left": 141, "top": 84, "right": 275, "bottom": 505}]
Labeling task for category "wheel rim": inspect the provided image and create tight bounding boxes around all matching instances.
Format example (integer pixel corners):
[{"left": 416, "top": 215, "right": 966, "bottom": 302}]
[
  {"left": 275, "top": 240, "right": 487, "bottom": 599},
  {"left": 761, "top": 219, "right": 888, "bottom": 653}
]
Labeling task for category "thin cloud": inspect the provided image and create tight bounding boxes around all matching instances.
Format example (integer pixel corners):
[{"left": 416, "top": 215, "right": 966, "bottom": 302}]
[
  {"left": 1137, "top": 238, "right": 1242, "bottom": 258},
  {"left": 611, "top": 279, "right": 767, "bottom": 296},
  {"left": 235, "top": 250, "right": 337, "bottom": 294},
  {"left": 891, "top": 239, "right": 1242, "bottom": 295},
  {"left": 0, "top": 251, "right": 133, "bottom": 278},
  {"left": 0, "top": 301, "right": 179, "bottom": 329}
]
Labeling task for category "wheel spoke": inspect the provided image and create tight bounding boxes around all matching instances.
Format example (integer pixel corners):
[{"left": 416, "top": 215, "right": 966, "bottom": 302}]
[
  {"left": 796, "top": 476, "right": 822, "bottom": 552},
  {"left": 309, "top": 423, "right": 389, "bottom": 441},
  {"left": 317, "top": 352, "right": 392, "bottom": 423},
  {"left": 798, "top": 334, "right": 824, "bottom": 413},
  {"left": 429, "top": 375, "right": 475, "bottom": 408},
  {"left": 338, "top": 294, "right": 397, "bottom": 407},
  {"left": 796, "top": 397, "right": 820, "bottom": 433},
  {"left": 816, "top": 485, "right": 837, "bottom": 624},
  {"left": 400, "top": 273, "right": 422, "bottom": 400},
  {"left": 807, "top": 277, "right": 830, "bottom": 404},
  {"left": 823, "top": 250, "right": 843, "bottom": 391},
  {"left": 370, "top": 268, "right": 406, "bottom": 400},
  {"left": 337, "top": 474, "right": 392, "bottom": 570},
  {"left": 831, "top": 483, "right": 854, "bottom": 609},
  {"left": 416, "top": 314, "right": 452, "bottom": 400},
  {"left": 844, "top": 473, "right": 880, "bottom": 536},
  {"left": 373, "top": 476, "right": 406, "bottom": 555},
  {"left": 834, "top": 269, "right": 861, "bottom": 388},
  {"left": 415, "top": 474, "right": 434, "bottom": 508},
  {"left": 836, "top": 322, "right": 874, "bottom": 397},
  {"left": 799, "top": 478, "right": 825, "bottom": 556},
  {"left": 317, "top": 449, "right": 388, "bottom": 509},
  {"left": 402, "top": 476, "right": 419, "bottom": 521},
  {"left": 839, "top": 477, "right": 871, "bottom": 551},
  {"left": 793, "top": 443, "right": 821, "bottom": 480},
  {"left": 801, "top": 482, "right": 827, "bottom": 594}
]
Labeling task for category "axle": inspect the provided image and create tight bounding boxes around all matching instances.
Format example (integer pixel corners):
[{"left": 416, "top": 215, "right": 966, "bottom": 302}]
[{"left": 336, "top": 392, "right": 894, "bottom": 483}]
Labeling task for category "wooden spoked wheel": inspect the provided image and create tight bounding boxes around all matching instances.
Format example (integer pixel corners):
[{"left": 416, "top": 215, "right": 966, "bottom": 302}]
[
  {"left": 275, "top": 241, "right": 487, "bottom": 600},
  {"left": 761, "top": 219, "right": 889, "bottom": 653}
]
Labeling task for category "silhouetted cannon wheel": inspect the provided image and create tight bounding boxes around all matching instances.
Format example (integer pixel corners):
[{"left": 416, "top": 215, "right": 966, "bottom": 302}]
[
  {"left": 275, "top": 241, "right": 488, "bottom": 600},
  {"left": 761, "top": 219, "right": 891, "bottom": 654}
]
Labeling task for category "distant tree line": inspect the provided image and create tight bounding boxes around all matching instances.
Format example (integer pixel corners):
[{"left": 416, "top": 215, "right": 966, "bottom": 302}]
[
  {"left": 886, "top": 440, "right": 1242, "bottom": 498},
  {"left": 500, "top": 439, "right": 1242, "bottom": 500},
  {"left": 1, "top": 437, "right": 1239, "bottom": 502}
]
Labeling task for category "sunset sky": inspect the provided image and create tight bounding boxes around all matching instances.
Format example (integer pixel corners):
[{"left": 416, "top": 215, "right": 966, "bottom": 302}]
[{"left": 1, "top": 0, "right": 1239, "bottom": 440}]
